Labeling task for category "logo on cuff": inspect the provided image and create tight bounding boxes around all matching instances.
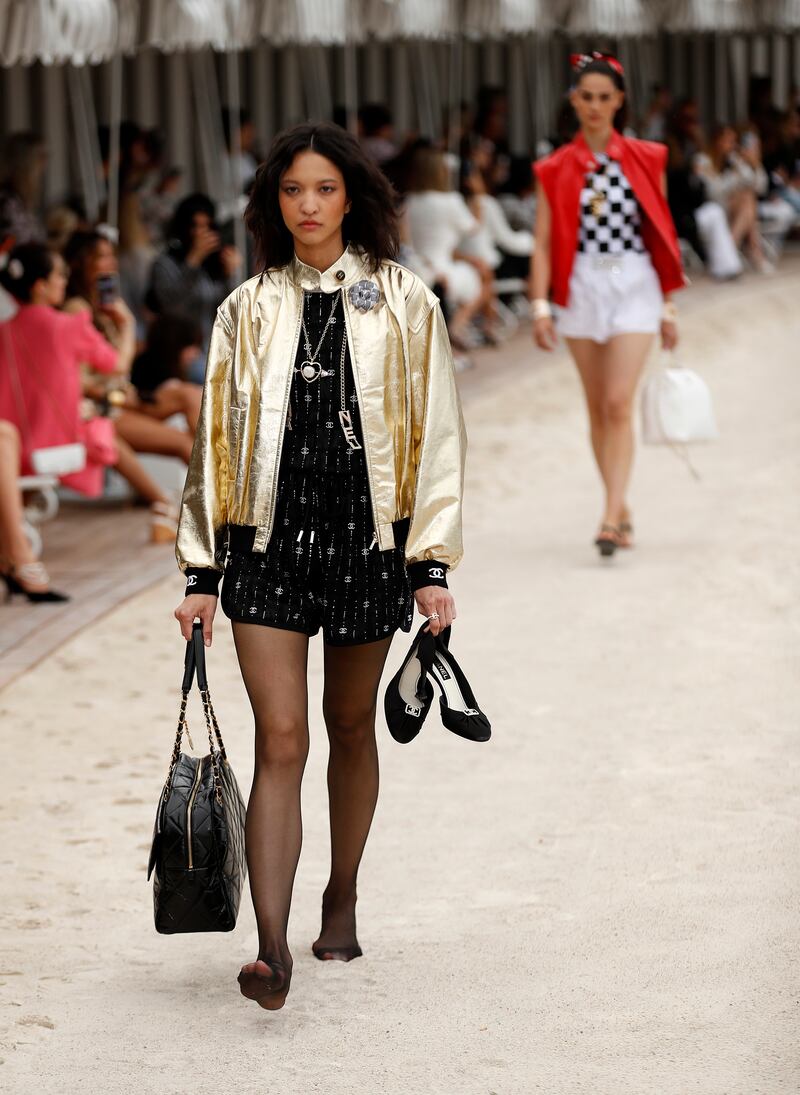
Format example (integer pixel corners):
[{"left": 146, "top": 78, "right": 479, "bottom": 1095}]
[
  {"left": 428, "top": 566, "right": 444, "bottom": 580},
  {"left": 186, "top": 575, "right": 197, "bottom": 587}
]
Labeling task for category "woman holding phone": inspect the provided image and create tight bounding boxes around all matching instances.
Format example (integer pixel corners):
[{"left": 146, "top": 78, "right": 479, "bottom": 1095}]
[
  {"left": 532, "top": 53, "right": 684, "bottom": 556},
  {"left": 173, "top": 123, "right": 466, "bottom": 1010},
  {"left": 63, "top": 230, "right": 200, "bottom": 478}
]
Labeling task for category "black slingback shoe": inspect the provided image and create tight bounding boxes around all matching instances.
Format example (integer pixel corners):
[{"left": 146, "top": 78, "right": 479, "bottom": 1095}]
[
  {"left": 1, "top": 563, "right": 70, "bottom": 603},
  {"left": 423, "top": 627, "right": 491, "bottom": 743},
  {"left": 383, "top": 621, "right": 436, "bottom": 744}
]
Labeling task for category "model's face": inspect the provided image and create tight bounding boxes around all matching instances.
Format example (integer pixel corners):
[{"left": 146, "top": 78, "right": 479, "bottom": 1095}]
[
  {"left": 571, "top": 73, "right": 624, "bottom": 133},
  {"left": 279, "top": 151, "right": 351, "bottom": 252}
]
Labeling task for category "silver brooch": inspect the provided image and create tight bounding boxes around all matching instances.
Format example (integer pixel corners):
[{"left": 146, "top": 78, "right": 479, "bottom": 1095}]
[{"left": 349, "top": 280, "right": 380, "bottom": 312}]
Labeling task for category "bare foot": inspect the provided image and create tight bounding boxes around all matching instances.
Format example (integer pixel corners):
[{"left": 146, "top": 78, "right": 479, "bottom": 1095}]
[
  {"left": 237, "top": 957, "right": 291, "bottom": 1010},
  {"left": 312, "top": 892, "right": 363, "bottom": 962}
]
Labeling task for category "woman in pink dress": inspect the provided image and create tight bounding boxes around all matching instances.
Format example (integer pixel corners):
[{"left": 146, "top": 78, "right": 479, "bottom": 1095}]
[{"left": 0, "top": 243, "right": 178, "bottom": 602}]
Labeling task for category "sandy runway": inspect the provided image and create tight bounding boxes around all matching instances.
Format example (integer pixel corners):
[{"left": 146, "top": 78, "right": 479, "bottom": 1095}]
[{"left": 1, "top": 266, "right": 798, "bottom": 1094}]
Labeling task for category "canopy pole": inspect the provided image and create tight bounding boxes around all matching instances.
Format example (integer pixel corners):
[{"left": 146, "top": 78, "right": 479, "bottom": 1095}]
[
  {"left": 66, "top": 65, "right": 100, "bottom": 225},
  {"left": 225, "top": 48, "right": 247, "bottom": 260},
  {"left": 448, "top": 33, "right": 463, "bottom": 159},
  {"left": 344, "top": 37, "right": 358, "bottom": 135},
  {"left": 107, "top": 52, "right": 123, "bottom": 230}
]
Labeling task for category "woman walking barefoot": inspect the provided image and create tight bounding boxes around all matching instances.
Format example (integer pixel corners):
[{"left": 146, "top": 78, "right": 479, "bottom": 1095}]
[
  {"left": 532, "top": 53, "right": 684, "bottom": 556},
  {"left": 173, "top": 124, "right": 466, "bottom": 1010}
]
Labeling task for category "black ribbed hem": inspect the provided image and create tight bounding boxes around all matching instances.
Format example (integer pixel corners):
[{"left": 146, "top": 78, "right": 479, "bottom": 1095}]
[
  {"left": 406, "top": 560, "right": 449, "bottom": 592},
  {"left": 184, "top": 567, "right": 222, "bottom": 596}
]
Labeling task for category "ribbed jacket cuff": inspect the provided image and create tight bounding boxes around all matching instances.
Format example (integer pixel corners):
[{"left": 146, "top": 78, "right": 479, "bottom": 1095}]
[
  {"left": 184, "top": 568, "right": 222, "bottom": 596},
  {"left": 406, "top": 560, "right": 449, "bottom": 592}
]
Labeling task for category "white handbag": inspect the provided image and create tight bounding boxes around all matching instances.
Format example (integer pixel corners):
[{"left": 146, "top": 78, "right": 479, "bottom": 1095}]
[
  {"left": 641, "top": 353, "right": 718, "bottom": 445},
  {"left": 30, "top": 442, "right": 87, "bottom": 476}
]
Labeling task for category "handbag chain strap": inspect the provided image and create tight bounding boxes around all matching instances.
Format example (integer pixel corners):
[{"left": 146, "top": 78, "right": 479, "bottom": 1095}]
[{"left": 165, "top": 625, "right": 227, "bottom": 805}]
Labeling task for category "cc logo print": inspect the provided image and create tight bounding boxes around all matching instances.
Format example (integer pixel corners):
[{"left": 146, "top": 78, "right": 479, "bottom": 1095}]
[{"left": 429, "top": 567, "right": 444, "bottom": 580}]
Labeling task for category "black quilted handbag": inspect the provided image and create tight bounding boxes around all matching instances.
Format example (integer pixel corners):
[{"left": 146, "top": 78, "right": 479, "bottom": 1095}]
[{"left": 147, "top": 621, "right": 247, "bottom": 933}]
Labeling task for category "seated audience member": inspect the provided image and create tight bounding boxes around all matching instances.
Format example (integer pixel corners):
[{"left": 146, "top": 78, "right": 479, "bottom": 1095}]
[
  {"left": 497, "top": 157, "right": 537, "bottom": 232},
  {"left": 0, "top": 417, "right": 71, "bottom": 602},
  {"left": 642, "top": 84, "right": 673, "bottom": 142},
  {"left": 0, "top": 244, "right": 179, "bottom": 549},
  {"left": 695, "top": 125, "right": 775, "bottom": 273},
  {"left": 130, "top": 314, "right": 204, "bottom": 434},
  {"left": 64, "top": 230, "right": 196, "bottom": 465},
  {"left": 666, "top": 105, "right": 743, "bottom": 280},
  {"left": 764, "top": 110, "right": 800, "bottom": 215},
  {"left": 403, "top": 146, "right": 493, "bottom": 349},
  {"left": 459, "top": 156, "right": 533, "bottom": 284},
  {"left": 0, "top": 133, "right": 47, "bottom": 245},
  {"left": 147, "top": 193, "right": 242, "bottom": 380},
  {"left": 359, "top": 103, "right": 399, "bottom": 166}
]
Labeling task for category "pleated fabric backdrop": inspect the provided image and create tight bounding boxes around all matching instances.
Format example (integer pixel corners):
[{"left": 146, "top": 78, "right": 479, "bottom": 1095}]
[{"left": 0, "top": 2, "right": 799, "bottom": 207}]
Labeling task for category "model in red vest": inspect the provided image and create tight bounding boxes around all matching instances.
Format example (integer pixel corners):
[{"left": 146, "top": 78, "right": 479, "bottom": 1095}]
[{"left": 532, "top": 53, "right": 684, "bottom": 557}]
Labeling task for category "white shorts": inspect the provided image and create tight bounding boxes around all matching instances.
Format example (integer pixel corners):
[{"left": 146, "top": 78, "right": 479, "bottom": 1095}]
[{"left": 557, "top": 251, "right": 662, "bottom": 343}]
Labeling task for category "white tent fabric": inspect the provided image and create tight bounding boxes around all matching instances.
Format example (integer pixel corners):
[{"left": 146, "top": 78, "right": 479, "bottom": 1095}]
[
  {"left": 2, "top": 1, "right": 799, "bottom": 67},
  {"left": 142, "top": 0, "right": 250, "bottom": 52},
  {"left": 562, "top": 0, "right": 657, "bottom": 36},
  {"left": 765, "top": 0, "right": 800, "bottom": 28},
  {"left": 256, "top": 0, "right": 361, "bottom": 45},
  {"left": 463, "top": 0, "right": 555, "bottom": 37},
  {"left": 364, "top": 0, "right": 457, "bottom": 40},
  {"left": 662, "top": 0, "right": 756, "bottom": 32},
  {"left": 0, "top": 0, "right": 137, "bottom": 66}
]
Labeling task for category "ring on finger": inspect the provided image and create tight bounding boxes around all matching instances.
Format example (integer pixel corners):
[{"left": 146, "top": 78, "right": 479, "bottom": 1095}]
[{"left": 427, "top": 612, "right": 440, "bottom": 620}]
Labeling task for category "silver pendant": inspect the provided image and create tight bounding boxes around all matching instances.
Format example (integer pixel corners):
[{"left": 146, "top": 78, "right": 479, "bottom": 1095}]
[
  {"left": 339, "top": 409, "right": 362, "bottom": 451},
  {"left": 301, "top": 360, "right": 321, "bottom": 382}
]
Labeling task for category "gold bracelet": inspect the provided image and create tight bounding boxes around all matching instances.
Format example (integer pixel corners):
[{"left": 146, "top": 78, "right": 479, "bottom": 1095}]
[{"left": 662, "top": 301, "right": 678, "bottom": 323}]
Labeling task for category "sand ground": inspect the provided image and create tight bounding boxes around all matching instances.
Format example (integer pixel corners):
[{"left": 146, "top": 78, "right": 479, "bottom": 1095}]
[{"left": 1, "top": 267, "right": 798, "bottom": 1095}]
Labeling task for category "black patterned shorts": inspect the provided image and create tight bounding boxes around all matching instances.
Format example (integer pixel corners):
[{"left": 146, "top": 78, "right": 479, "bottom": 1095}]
[{"left": 220, "top": 471, "right": 414, "bottom": 646}]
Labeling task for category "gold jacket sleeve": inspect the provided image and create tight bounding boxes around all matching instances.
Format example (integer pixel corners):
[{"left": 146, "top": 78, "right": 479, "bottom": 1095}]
[
  {"left": 175, "top": 306, "right": 234, "bottom": 574},
  {"left": 404, "top": 299, "right": 467, "bottom": 572}
]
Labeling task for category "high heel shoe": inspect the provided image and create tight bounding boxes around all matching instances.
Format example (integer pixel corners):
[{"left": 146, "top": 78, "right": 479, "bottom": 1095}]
[
  {"left": 422, "top": 627, "right": 491, "bottom": 743},
  {"left": 594, "top": 524, "right": 621, "bottom": 558},
  {"left": 384, "top": 621, "right": 436, "bottom": 743},
  {"left": 1, "top": 561, "right": 70, "bottom": 603},
  {"left": 150, "top": 499, "right": 179, "bottom": 543}
]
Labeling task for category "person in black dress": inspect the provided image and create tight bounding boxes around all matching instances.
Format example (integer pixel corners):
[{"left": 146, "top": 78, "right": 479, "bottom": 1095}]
[{"left": 174, "top": 124, "right": 466, "bottom": 1010}]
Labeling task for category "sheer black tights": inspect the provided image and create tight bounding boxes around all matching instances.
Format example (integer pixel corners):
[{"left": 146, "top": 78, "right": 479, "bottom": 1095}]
[
  {"left": 313, "top": 637, "right": 394, "bottom": 960},
  {"left": 232, "top": 623, "right": 393, "bottom": 1002}
]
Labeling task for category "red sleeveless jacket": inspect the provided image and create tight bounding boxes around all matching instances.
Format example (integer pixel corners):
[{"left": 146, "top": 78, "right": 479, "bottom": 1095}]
[{"left": 534, "top": 132, "right": 685, "bottom": 307}]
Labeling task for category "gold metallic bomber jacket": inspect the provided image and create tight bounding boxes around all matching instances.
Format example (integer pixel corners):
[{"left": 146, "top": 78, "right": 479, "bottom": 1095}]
[{"left": 175, "top": 244, "right": 467, "bottom": 590}]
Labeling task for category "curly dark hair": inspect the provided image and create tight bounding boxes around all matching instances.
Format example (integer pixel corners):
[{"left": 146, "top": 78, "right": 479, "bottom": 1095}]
[
  {"left": 245, "top": 123, "right": 399, "bottom": 271},
  {"left": 63, "top": 229, "right": 109, "bottom": 300}
]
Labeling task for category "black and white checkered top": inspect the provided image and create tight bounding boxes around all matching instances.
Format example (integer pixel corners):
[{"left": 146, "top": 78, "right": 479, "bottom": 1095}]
[{"left": 577, "top": 153, "right": 646, "bottom": 255}]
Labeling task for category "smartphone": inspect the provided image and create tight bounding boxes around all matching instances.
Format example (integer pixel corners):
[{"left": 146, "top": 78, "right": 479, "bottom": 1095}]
[
  {"left": 96, "top": 273, "right": 118, "bottom": 305},
  {"left": 741, "top": 131, "right": 758, "bottom": 151}
]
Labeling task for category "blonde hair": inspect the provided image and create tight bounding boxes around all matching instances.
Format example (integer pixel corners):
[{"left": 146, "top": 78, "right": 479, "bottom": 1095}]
[{"left": 407, "top": 147, "right": 450, "bottom": 193}]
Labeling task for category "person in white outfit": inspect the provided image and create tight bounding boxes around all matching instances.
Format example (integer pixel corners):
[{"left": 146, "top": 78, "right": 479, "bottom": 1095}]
[
  {"left": 403, "top": 147, "right": 493, "bottom": 348},
  {"left": 695, "top": 126, "right": 780, "bottom": 273}
]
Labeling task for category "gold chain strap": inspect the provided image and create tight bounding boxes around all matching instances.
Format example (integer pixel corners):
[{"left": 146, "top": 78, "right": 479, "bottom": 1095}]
[{"left": 200, "top": 688, "right": 224, "bottom": 805}]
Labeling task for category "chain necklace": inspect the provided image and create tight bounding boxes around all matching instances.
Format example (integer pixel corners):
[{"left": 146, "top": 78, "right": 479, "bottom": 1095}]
[
  {"left": 337, "top": 327, "right": 362, "bottom": 452},
  {"left": 297, "top": 293, "right": 338, "bottom": 383},
  {"left": 290, "top": 291, "right": 362, "bottom": 453}
]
